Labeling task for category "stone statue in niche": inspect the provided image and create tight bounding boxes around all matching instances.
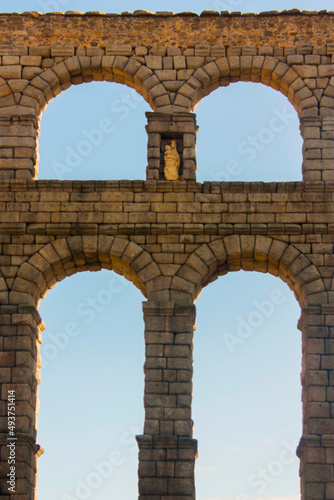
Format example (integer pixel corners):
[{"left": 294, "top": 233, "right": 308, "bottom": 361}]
[{"left": 164, "top": 140, "right": 180, "bottom": 180}]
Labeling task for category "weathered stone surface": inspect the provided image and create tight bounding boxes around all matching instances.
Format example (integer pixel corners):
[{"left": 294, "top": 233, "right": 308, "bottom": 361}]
[{"left": 0, "top": 10, "right": 333, "bottom": 500}]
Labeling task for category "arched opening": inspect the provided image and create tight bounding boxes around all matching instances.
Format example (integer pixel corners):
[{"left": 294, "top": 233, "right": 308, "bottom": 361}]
[
  {"left": 10, "top": 235, "right": 157, "bottom": 498},
  {"left": 173, "top": 234, "right": 325, "bottom": 498},
  {"left": 195, "top": 82, "right": 302, "bottom": 183},
  {"left": 193, "top": 271, "right": 301, "bottom": 500},
  {"left": 11, "top": 235, "right": 161, "bottom": 308},
  {"left": 38, "top": 81, "right": 150, "bottom": 180},
  {"left": 37, "top": 268, "right": 145, "bottom": 499}
]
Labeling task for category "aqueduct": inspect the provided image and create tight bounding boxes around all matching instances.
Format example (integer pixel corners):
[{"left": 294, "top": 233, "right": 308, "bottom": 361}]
[{"left": 0, "top": 8, "right": 333, "bottom": 500}]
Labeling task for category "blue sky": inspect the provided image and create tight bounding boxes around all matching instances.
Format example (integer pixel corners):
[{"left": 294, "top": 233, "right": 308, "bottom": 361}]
[{"left": 2, "top": 1, "right": 328, "bottom": 499}]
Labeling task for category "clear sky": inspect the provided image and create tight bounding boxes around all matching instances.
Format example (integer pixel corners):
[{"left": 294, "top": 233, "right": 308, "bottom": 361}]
[{"left": 2, "top": 1, "right": 329, "bottom": 499}]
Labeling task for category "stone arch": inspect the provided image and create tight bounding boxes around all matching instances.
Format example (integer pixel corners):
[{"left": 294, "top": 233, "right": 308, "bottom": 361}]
[
  {"left": 0, "top": 50, "right": 323, "bottom": 180},
  {"left": 167, "top": 235, "right": 326, "bottom": 308},
  {"left": 3, "top": 54, "right": 174, "bottom": 180},
  {"left": 183, "top": 56, "right": 317, "bottom": 117},
  {"left": 4, "top": 54, "right": 318, "bottom": 118},
  {"left": 19, "top": 55, "right": 169, "bottom": 117},
  {"left": 10, "top": 235, "right": 162, "bottom": 307}
]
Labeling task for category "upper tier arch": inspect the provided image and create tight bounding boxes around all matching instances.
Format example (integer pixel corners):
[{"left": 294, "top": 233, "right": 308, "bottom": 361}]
[
  {"left": 186, "top": 56, "right": 315, "bottom": 117},
  {"left": 20, "top": 55, "right": 160, "bottom": 115},
  {"left": 0, "top": 10, "right": 332, "bottom": 117},
  {"left": 0, "top": 11, "right": 333, "bottom": 181},
  {"left": 0, "top": 52, "right": 318, "bottom": 118}
]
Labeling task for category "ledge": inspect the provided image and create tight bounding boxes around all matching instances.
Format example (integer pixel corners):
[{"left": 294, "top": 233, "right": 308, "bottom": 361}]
[{"left": 0, "top": 180, "right": 333, "bottom": 193}]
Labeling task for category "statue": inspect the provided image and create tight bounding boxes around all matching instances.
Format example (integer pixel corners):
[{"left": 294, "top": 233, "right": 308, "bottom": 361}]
[{"left": 164, "top": 140, "right": 180, "bottom": 180}]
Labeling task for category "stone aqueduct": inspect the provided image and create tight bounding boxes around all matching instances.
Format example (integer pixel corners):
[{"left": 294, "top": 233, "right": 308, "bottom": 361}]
[{"left": 0, "top": 8, "right": 333, "bottom": 500}]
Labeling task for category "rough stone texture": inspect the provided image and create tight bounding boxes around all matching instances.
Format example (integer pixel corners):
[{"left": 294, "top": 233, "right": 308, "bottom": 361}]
[
  {"left": 0, "top": 10, "right": 333, "bottom": 500},
  {"left": 0, "top": 11, "right": 333, "bottom": 47}
]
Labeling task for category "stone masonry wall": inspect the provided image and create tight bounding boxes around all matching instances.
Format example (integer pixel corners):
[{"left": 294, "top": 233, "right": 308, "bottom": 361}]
[
  {"left": 0, "top": 10, "right": 333, "bottom": 47},
  {"left": 0, "top": 9, "right": 333, "bottom": 500},
  {"left": 0, "top": 11, "right": 333, "bottom": 179}
]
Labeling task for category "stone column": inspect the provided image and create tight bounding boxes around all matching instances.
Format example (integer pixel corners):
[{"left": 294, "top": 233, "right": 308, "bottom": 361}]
[
  {"left": 300, "top": 115, "right": 334, "bottom": 181},
  {"left": 297, "top": 304, "right": 334, "bottom": 500},
  {"left": 0, "top": 111, "right": 39, "bottom": 181},
  {"left": 146, "top": 112, "right": 198, "bottom": 182},
  {"left": 0, "top": 304, "right": 44, "bottom": 500},
  {"left": 137, "top": 300, "right": 198, "bottom": 500}
]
